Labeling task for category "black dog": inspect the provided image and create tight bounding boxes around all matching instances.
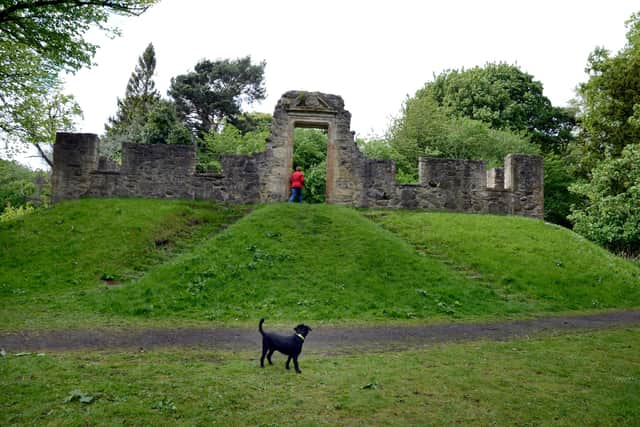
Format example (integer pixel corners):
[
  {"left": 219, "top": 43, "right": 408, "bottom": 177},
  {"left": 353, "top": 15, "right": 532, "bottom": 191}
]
[{"left": 259, "top": 318, "right": 312, "bottom": 373}]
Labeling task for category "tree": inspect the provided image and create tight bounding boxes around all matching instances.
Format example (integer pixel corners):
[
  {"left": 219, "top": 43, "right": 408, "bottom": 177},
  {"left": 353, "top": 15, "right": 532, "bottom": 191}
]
[
  {"left": 168, "top": 57, "right": 266, "bottom": 136},
  {"left": 198, "top": 113, "right": 271, "bottom": 172},
  {"left": 356, "top": 137, "right": 396, "bottom": 161},
  {"left": 102, "top": 43, "right": 161, "bottom": 156},
  {"left": 564, "top": 11, "right": 640, "bottom": 244},
  {"left": 571, "top": 12, "right": 640, "bottom": 174},
  {"left": 386, "top": 94, "right": 537, "bottom": 182},
  {"left": 292, "top": 128, "right": 327, "bottom": 204},
  {"left": 140, "top": 100, "right": 192, "bottom": 146},
  {"left": 0, "top": 1, "right": 157, "bottom": 74},
  {"left": 0, "top": 1, "right": 158, "bottom": 158},
  {"left": 543, "top": 155, "right": 583, "bottom": 228},
  {"left": 0, "top": 159, "right": 49, "bottom": 213},
  {"left": 569, "top": 144, "right": 640, "bottom": 256},
  {"left": 420, "top": 63, "right": 575, "bottom": 153},
  {"left": 395, "top": 64, "right": 576, "bottom": 224},
  {"left": 2, "top": 89, "right": 82, "bottom": 167}
]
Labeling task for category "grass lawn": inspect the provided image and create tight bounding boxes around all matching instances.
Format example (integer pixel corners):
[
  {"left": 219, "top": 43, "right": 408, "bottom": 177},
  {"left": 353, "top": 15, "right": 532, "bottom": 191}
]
[
  {"left": 365, "top": 210, "right": 640, "bottom": 312},
  {"left": 1, "top": 327, "right": 638, "bottom": 426},
  {"left": 1, "top": 201, "right": 639, "bottom": 330},
  {"left": 0, "top": 198, "right": 248, "bottom": 330},
  {"left": 89, "top": 203, "right": 514, "bottom": 324}
]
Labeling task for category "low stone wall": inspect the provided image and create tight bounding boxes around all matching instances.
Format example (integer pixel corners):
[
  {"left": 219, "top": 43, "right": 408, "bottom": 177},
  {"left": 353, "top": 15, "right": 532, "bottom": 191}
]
[
  {"left": 52, "top": 136, "right": 262, "bottom": 204},
  {"left": 359, "top": 155, "right": 543, "bottom": 218},
  {"left": 52, "top": 91, "right": 544, "bottom": 218}
]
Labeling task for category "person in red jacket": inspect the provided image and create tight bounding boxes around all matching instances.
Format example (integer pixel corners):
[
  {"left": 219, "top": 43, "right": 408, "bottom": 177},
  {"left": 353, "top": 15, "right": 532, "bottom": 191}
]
[{"left": 289, "top": 166, "right": 304, "bottom": 203}]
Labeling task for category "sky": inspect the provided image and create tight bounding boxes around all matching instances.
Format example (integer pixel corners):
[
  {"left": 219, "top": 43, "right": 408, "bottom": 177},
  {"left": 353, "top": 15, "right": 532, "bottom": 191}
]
[{"left": 8, "top": 0, "right": 640, "bottom": 169}]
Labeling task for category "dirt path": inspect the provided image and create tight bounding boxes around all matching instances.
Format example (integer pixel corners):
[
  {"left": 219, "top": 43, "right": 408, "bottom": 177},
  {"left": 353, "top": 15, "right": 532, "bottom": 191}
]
[{"left": 2, "top": 310, "right": 639, "bottom": 353}]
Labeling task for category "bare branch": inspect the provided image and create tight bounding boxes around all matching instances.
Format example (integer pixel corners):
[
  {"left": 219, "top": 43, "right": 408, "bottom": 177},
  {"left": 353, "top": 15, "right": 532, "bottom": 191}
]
[{"left": 33, "top": 142, "right": 53, "bottom": 168}]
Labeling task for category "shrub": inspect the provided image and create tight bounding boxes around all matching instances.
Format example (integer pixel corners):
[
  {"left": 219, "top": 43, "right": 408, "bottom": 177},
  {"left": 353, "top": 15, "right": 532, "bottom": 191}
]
[{"left": 569, "top": 144, "right": 640, "bottom": 255}]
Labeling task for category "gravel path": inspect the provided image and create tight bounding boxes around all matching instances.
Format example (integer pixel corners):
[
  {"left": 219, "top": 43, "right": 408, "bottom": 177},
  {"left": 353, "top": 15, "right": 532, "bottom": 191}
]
[{"left": 1, "top": 310, "right": 639, "bottom": 353}]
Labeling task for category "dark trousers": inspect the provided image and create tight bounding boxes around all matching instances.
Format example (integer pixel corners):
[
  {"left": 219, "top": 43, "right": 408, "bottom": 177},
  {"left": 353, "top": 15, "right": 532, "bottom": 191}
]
[{"left": 288, "top": 187, "right": 302, "bottom": 203}]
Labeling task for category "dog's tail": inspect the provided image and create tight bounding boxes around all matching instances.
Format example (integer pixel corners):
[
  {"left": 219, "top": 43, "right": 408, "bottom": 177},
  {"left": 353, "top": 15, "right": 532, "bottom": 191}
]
[{"left": 259, "top": 318, "right": 265, "bottom": 336}]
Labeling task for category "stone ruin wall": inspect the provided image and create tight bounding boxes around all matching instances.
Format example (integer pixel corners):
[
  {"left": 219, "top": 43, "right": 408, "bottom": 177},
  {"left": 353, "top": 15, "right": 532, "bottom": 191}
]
[{"left": 52, "top": 91, "right": 543, "bottom": 218}]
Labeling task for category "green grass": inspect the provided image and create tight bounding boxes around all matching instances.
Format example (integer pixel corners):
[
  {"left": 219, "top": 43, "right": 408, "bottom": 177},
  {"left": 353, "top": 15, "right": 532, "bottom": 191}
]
[
  {"left": 365, "top": 210, "right": 640, "bottom": 312},
  {"left": 2, "top": 328, "right": 639, "bottom": 426},
  {"left": 90, "top": 203, "right": 516, "bottom": 323},
  {"left": 1, "top": 200, "right": 639, "bottom": 330},
  {"left": 0, "top": 198, "right": 248, "bottom": 329}
]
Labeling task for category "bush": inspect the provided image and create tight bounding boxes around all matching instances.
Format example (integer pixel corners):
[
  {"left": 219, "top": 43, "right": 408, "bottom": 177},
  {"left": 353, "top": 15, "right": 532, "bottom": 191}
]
[
  {"left": 303, "top": 161, "right": 326, "bottom": 203},
  {"left": 0, "top": 203, "right": 35, "bottom": 222},
  {"left": 569, "top": 144, "right": 640, "bottom": 255},
  {"left": 0, "top": 159, "right": 49, "bottom": 213},
  {"left": 543, "top": 154, "right": 583, "bottom": 228}
]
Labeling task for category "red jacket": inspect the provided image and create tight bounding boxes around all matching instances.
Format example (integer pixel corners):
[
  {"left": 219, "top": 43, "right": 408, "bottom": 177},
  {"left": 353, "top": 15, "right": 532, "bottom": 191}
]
[{"left": 290, "top": 171, "right": 305, "bottom": 189}]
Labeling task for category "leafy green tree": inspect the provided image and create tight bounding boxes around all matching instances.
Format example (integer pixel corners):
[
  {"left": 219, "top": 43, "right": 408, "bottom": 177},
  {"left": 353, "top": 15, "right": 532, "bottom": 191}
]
[
  {"left": 571, "top": 12, "right": 640, "bottom": 174},
  {"left": 230, "top": 111, "right": 272, "bottom": 135},
  {"left": 141, "top": 101, "right": 192, "bottom": 146},
  {"left": 0, "top": 159, "right": 49, "bottom": 213},
  {"left": 356, "top": 137, "right": 396, "bottom": 161},
  {"left": 0, "top": 1, "right": 158, "bottom": 157},
  {"left": 293, "top": 128, "right": 326, "bottom": 171},
  {"left": 199, "top": 113, "right": 271, "bottom": 172},
  {"left": 105, "top": 43, "right": 161, "bottom": 136},
  {"left": 102, "top": 43, "right": 161, "bottom": 156},
  {"left": 292, "top": 128, "right": 327, "bottom": 203},
  {"left": 386, "top": 95, "right": 537, "bottom": 182},
  {"left": 543, "top": 155, "right": 583, "bottom": 228},
  {"left": 3, "top": 90, "right": 82, "bottom": 167},
  {"left": 569, "top": 144, "right": 640, "bottom": 256},
  {"left": 421, "top": 63, "right": 575, "bottom": 153},
  {"left": 0, "top": 1, "right": 156, "bottom": 74},
  {"left": 168, "top": 57, "right": 266, "bottom": 136}
]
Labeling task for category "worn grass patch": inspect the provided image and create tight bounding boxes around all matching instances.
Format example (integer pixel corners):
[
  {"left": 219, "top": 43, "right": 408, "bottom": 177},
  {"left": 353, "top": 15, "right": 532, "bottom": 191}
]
[{"left": 1, "top": 328, "right": 638, "bottom": 426}]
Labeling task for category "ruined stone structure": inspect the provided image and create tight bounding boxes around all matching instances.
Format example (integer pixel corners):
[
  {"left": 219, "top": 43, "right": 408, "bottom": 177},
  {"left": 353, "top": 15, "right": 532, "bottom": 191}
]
[{"left": 52, "top": 91, "right": 544, "bottom": 218}]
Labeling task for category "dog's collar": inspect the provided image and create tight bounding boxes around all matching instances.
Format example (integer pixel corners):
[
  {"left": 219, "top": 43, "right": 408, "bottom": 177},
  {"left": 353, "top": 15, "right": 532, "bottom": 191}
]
[{"left": 295, "top": 333, "right": 305, "bottom": 341}]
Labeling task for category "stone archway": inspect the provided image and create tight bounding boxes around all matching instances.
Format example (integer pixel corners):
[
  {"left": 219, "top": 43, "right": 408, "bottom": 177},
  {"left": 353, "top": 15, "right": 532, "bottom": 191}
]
[{"left": 258, "top": 91, "right": 363, "bottom": 204}]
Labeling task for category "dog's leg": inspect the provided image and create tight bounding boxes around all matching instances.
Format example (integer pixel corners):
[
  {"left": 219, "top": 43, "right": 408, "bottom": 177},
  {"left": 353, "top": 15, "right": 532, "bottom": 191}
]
[
  {"left": 285, "top": 356, "right": 292, "bottom": 370},
  {"left": 267, "top": 349, "right": 275, "bottom": 365},
  {"left": 293, "top": 356, "right": 301, "bottom": 374},
  {"left": 260, "top": 343, "right": 268, "bottom": 368}
]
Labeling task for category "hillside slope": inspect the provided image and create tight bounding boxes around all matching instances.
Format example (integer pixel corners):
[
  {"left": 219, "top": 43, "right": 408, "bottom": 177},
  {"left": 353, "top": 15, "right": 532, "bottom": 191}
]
[
  {"left": 0, "top": 198, "right": 248, "bottom": 329},
  {"left": 366, "top": 210, "right": 640, "bottom": 312},
  {"left": 90, "top": 203, "right": 640, "bottom": 324},
  {"left": 1, "top": 200, "right": 638, "bottom": 329}
]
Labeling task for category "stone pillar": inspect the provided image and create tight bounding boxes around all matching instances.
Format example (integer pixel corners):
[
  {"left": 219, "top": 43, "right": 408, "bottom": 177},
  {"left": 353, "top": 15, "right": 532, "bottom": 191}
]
[
  {"left": 504, "top": 154, "right": 544, "bottom": 218},
  {"left": 51, "top": 133, "right": 99, "bottom": 202}
]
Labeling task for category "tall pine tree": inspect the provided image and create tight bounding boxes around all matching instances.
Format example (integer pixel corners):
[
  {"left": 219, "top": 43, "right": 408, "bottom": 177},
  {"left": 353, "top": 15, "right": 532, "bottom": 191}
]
[
  {"left": 102, "top": 43, "right": 161, "bottom": 156},
  {"left": 124, "top": 42, "right": 160, "bottom": 117}
]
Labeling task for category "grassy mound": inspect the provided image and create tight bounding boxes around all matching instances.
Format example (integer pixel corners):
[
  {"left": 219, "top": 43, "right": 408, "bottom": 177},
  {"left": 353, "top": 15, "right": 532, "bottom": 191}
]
[
  {"left": 366, "top": 210, "right": 640, "bottom": 312},
  {"left": 92, "top": 204, "right": 501, "bottom": 322},
  {"left": 0, "top": 198, "right": 248, "bottom": 329},
  {"left": 1, "top": 200, "right": 638, "bottom": 329}
]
